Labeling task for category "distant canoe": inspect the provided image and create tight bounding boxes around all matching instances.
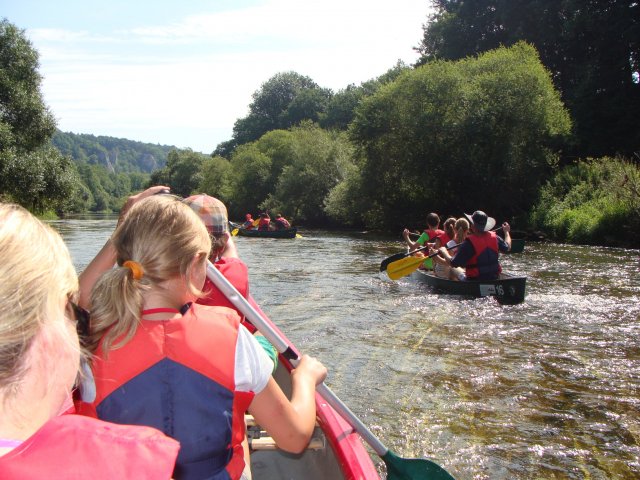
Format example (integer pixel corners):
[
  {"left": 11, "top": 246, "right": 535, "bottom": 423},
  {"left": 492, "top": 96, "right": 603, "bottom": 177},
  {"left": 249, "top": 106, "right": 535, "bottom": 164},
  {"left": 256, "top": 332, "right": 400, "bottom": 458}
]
[
  {"left": 411, "top": 270, "right": 527, "bottom": 305},
  {"left": 237, "top": 227, "right": 297, "bottom": 239}
]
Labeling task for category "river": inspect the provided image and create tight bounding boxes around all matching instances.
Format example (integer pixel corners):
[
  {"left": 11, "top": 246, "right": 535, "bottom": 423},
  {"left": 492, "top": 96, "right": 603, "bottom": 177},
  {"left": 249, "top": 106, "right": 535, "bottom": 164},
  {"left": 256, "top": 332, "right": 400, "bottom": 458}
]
[{"left": 50, "top": 216, "right": 640, "bottom": 479}]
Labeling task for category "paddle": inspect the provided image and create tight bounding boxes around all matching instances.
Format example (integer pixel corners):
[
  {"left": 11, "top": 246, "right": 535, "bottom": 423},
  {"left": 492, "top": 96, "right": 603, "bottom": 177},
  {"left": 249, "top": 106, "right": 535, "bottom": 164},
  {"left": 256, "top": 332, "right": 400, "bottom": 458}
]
[
  {"left": 386, "top": 243, "right": 463, "bottom": 281},
  {"left": 205, "top": 261, "right": 455, "bottom": 480},
  {"left": 380, "top": 244, "right": 430, "bottom": 272}
]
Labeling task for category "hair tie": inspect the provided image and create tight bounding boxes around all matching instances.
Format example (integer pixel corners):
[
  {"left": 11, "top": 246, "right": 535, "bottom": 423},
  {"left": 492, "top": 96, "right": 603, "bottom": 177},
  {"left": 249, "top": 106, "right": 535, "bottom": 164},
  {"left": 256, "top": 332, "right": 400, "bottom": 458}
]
[{"left": 123, "top": 260, "right": 144, "bottom": 280}]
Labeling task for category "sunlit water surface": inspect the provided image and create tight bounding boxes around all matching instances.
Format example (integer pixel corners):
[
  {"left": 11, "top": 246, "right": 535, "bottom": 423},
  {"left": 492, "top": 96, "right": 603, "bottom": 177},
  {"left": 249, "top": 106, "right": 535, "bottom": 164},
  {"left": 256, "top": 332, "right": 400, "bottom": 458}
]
[{"left": 52, "top": 216, "right": 640, "bottom": 479}]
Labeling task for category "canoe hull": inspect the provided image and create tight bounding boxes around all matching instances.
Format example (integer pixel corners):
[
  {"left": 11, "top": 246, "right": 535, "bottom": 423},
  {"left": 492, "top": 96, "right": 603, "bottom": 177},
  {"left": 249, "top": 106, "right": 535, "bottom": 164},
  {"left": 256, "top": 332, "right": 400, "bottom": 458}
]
[
  {"left": 247, "top": 299, "right": 379, "bottom": 479},
  {"left": 238, "top": 227, "right": 297, "bottom": 239},
  {"left": 412, "top": 271, "right": 527, "bottom": 305}
]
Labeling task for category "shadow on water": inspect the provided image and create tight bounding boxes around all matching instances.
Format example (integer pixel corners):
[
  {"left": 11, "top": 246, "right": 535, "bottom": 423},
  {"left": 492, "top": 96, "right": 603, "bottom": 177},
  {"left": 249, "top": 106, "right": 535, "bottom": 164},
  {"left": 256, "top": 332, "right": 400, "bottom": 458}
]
[{"left": 55, "top": 221, "right": 640, "bottom": 479}]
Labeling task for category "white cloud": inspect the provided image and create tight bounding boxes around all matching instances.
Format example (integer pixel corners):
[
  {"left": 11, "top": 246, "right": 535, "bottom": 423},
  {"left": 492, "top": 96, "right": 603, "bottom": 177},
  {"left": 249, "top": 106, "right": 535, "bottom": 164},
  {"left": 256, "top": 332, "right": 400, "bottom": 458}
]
[{"left": 28, "top": 0, "right": 431, "bottom": 152}]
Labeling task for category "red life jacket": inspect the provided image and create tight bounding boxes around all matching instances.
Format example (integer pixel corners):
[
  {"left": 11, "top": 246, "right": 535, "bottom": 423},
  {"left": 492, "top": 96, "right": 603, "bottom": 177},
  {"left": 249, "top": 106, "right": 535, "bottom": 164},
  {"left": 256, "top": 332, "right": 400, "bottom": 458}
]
[
  {"left": 465, "top": 231, "right": 501, "bottom": 279},
  {"left": 0, "top": 414, "right": 179, "bottom": 479},
  {"left": 275, "top": 218, "right": 290, "bottom": 229},
  {"left": 86, "top": 304, "right": 253, "bottom": 480},
  {"left": 199, "top": 258, "right": 256, "bottom": 333},
  {"left": 258, "top": 217, "right": 270, "bottom": 230},
  {"left": 425, "top": 228, "right": 444, "bottom": 242}
]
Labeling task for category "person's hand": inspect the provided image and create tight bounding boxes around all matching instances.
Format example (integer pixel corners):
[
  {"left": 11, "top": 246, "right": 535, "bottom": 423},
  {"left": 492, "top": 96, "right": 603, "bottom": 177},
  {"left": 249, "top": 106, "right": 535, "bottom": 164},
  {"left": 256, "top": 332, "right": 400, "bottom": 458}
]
[
  {"left": 118, "top": 185, "right": 170, "bottom": 226},
  {"left": 438, "top": 246, "right": 449, "bottom": 257},
  {"left": 502, "top": 222, "right": 511, "bottom": 234},
  {"left": 402, "top": 228, "right": 411, "bottom": 241},
  {"left": 293, "top": 354, "right": 327, "bottom": 386}
]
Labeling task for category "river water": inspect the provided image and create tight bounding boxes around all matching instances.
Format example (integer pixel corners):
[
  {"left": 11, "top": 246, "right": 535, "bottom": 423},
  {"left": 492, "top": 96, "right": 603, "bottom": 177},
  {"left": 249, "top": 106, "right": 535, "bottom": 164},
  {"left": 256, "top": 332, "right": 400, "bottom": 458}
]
[{"left": 50, "top": 216, "right": 640, "bottom": 480}]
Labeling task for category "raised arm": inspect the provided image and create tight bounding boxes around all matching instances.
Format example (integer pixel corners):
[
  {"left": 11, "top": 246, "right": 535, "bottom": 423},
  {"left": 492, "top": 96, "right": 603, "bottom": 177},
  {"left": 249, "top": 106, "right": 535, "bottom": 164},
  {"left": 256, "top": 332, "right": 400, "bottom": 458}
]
[{"left": 77, "top": 185, "right": 170, "bottom": 309}]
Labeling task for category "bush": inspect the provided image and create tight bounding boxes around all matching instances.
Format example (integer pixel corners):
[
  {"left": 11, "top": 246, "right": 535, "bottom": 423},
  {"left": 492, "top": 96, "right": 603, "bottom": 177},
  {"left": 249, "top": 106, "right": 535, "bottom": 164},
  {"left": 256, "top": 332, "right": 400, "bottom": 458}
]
[{"left": 530, "top": 158, "right": 639, "bottom": 247}]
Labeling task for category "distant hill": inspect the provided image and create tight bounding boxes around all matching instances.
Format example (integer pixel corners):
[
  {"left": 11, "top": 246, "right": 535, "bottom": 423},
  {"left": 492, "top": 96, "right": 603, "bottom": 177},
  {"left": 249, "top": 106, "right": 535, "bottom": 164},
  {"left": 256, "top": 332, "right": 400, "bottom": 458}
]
[{"left": 51, "top": 130, "right": 174, "bottom": 173}]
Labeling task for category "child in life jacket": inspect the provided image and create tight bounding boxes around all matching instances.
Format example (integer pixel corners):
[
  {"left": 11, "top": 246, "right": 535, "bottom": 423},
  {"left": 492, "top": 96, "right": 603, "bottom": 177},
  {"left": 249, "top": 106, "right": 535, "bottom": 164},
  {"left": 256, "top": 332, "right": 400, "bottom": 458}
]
[
  {"left": 0, "top": 203, "right": 178, "bottom": 479},
  {"left": 83, "top": 194, "right": 327, "bottom": 480}
]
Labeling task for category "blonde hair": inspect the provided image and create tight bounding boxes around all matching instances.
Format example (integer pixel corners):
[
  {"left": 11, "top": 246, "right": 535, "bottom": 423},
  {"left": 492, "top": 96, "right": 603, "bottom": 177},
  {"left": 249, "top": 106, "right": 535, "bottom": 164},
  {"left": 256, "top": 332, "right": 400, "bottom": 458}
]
[
  {"left": 443, "top": 217, "right": 456, "bottom": 240},
  {"left": 89, "top": 195, "right": 211, "bottom": 353},
  {"left": 0, "top": 203, "right": 79, "bottom": 394},
  {"left": 455, "top": 218, "right": 470, "bottom": 242}
]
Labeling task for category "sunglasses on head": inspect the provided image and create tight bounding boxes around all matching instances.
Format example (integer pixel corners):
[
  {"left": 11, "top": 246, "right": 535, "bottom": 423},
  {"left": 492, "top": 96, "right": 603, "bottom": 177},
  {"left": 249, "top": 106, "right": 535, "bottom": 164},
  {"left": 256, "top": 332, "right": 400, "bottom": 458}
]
[{"left": 66, "top": 299, "right": 90, "bottom": 341}]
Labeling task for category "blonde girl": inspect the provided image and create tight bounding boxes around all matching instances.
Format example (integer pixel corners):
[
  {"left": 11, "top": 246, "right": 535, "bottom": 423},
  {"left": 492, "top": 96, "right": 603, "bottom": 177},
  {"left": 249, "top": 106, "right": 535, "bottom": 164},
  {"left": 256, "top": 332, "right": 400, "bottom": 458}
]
[
  {"left": 0, "top": 203, "right": 177, "bottom": 478},
  {"left": 85, "top": 195, "right": 326, "bottom": 480}
]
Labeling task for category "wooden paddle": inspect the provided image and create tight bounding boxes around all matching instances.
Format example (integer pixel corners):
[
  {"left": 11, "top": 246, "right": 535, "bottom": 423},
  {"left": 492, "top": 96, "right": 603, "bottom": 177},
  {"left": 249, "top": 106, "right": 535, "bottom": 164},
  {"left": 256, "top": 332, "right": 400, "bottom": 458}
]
[
  {"left": 386, "top": 243, "right": 463, "bottom": 281},
  {"left": 205, "top": 261, "right": 456, "bottom": 480}
]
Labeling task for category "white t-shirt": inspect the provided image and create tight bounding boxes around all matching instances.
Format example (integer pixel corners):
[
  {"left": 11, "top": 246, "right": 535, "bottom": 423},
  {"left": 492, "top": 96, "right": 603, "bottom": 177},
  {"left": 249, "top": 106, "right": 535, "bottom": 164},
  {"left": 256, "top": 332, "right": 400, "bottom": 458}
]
[{"left": 234, "top": 326, "right": 272, "bottom": 394}]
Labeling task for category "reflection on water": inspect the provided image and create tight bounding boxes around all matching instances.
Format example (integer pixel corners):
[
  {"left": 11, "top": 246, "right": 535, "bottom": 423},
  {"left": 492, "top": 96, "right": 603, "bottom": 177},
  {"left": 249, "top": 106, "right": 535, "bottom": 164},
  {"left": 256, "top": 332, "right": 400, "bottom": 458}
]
[{"left": 53, "top": 219, "right": 640, "bottom": 479}]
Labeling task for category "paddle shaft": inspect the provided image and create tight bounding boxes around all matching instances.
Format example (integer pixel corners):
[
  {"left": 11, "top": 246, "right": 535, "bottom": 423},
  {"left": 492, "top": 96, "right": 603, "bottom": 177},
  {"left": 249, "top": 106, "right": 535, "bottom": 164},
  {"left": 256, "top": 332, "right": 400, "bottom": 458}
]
[{"left": 205, "top": 261, "right": 389, "bottom": 456}]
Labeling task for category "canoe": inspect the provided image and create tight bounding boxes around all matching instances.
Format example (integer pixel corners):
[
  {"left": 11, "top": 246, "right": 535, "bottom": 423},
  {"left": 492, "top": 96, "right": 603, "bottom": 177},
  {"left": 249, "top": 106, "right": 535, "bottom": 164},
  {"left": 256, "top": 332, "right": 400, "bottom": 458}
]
[
  {"left": 237, "top": 227, "right": 297, "bottom": 239},
  {"left": 247, "top": 299, "right": 380, "bottom": 479},
  {"left": 411, "top": 270, "right": 527, "bottom": 305}
]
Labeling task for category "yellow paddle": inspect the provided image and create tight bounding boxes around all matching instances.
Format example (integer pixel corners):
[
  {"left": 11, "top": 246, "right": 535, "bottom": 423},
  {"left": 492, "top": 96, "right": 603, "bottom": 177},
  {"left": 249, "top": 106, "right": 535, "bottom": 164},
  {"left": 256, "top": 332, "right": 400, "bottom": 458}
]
[
  {"left": 231, "top": 228, "right": 239, "bottom": 236},
  {"left": 386, "top": 243, "right": 462, "bottom": 281}
]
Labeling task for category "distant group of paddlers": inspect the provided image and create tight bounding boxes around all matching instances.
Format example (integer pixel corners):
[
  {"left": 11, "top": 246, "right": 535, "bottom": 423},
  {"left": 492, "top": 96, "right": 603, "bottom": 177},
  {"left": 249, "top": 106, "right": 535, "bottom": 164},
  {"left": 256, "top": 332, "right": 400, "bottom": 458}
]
[
  {"left": 401, "top": 210, "right": 512, "bottom": 281},
  {"left": 242, "top": 212, "right": 292, "bottom": 231}
]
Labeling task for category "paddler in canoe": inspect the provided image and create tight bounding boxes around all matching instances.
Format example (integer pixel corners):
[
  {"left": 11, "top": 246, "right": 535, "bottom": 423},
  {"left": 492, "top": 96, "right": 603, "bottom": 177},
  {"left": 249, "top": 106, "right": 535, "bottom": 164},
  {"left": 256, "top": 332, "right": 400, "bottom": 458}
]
[
  {"left": 432, "top": 210, "right": 511, "bottom": 281},
  {"left": 77, "top": 190, "right": 327, "bottom": 480},
  {"left": 402, "top": 212, "right": 447, "bottom": 270},
  {"left": 0, "top": 203, "right": 179, "bottom": 479}
]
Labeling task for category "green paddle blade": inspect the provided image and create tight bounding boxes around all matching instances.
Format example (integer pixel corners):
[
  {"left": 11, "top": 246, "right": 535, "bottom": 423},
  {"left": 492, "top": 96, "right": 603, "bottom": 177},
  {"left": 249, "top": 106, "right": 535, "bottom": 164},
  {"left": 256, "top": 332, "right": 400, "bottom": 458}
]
[
  {"left": 386, "top": 255, "right": 428, "bottom": 280},
  {"left": 383, "top": 450, "right": 456, "bottom": 480}
]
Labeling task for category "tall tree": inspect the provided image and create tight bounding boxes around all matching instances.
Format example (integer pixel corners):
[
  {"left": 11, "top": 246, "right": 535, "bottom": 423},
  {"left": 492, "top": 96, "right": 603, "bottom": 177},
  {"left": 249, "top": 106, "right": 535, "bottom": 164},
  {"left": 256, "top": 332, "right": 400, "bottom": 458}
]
[
  {"left": 0, "top": 19, "right": 78, "bottom": 213},
  {"left": 348, "top": 42, "right": 571, "bottom": 228},
  {"left": 416, "top": 1, "right": 640, "bottom": 159},
  {"left": 215, "top": 72, "right": 330, "bottom": 157},
  {"left": 0, "top": 19, "right": 56, "bottom": 153}
]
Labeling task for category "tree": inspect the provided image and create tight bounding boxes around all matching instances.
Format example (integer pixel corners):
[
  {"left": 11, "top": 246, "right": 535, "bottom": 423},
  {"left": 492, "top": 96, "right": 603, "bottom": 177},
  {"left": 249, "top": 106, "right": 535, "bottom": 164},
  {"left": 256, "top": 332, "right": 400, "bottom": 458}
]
[
  {"left": 0, "top": 19, "right": 56, "bottom": 153},
  {"left": 198, "top": 155, "right": 231, "bottom": 201},
  {"left": 416, "top": 0, "right": 640, "bottom": 158},
  {"left": 0, "top": 19, "right": 78, "bottom": 213},
  {"left": 0, "top": 146, "right": 78, "bottom": 213},
  {"left": 322, "top": 62, "right": 411, "bottom": 131},
  {"left": 348, "top": 42, "right": 571, "bottom": 229},
  {"left": 260, "top": 122, "right": 354, "bottom": 223},
  {"left": 226, "top": 144, "right": 273, "bottom": 217},
  {"left": 216, "top": 72, "right": 331, "bottom": 156},
  {"left": 149, "top": 149, "right": 207, "bottom": 198}
]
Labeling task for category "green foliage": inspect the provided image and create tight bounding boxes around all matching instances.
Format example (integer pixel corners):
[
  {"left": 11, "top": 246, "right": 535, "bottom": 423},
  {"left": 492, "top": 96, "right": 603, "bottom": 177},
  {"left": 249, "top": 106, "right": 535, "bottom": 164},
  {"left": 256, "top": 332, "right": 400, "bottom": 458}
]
[
  {"left": 216, "top": 72, "right": 330, "bottom": 157},
  {"left": 198, "top": 155, "right": 231, "bottom": 200},
  {"left": 223, "top": 122, "right": 355, "bottom": 224},
  {"left": 148, "top": 149, "right": 208, "bottom": 198},
  {"left": 0, "top": 19, "right": 56, "bottom": 153},
  {"left": 260, "top": 122, "right": 354, "bottom": 223},
  {"left": 416, "top": 0, "right": 640, "bottom": 158},
  {"left": 0, "top": 146, "right": 78, "bottom": 213},
  {"left": 227, "top": 144, "right": 273, "bottom": 217},
  {"left": 321, "top": 62, "right": 411, "bottom": 131},
  {"left": 346, "top": 42, "right": 570, "bottom": 229},
  {"left": 530, "top": 158, "right": 640, "bottom": 246}
]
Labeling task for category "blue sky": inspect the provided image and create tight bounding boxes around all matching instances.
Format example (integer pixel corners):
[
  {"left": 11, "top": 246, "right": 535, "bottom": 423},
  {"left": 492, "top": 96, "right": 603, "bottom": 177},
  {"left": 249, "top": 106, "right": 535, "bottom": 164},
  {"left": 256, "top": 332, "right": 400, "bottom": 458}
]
[{"left": 3, "top": 0, "right": 432, "bottom": 153}]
